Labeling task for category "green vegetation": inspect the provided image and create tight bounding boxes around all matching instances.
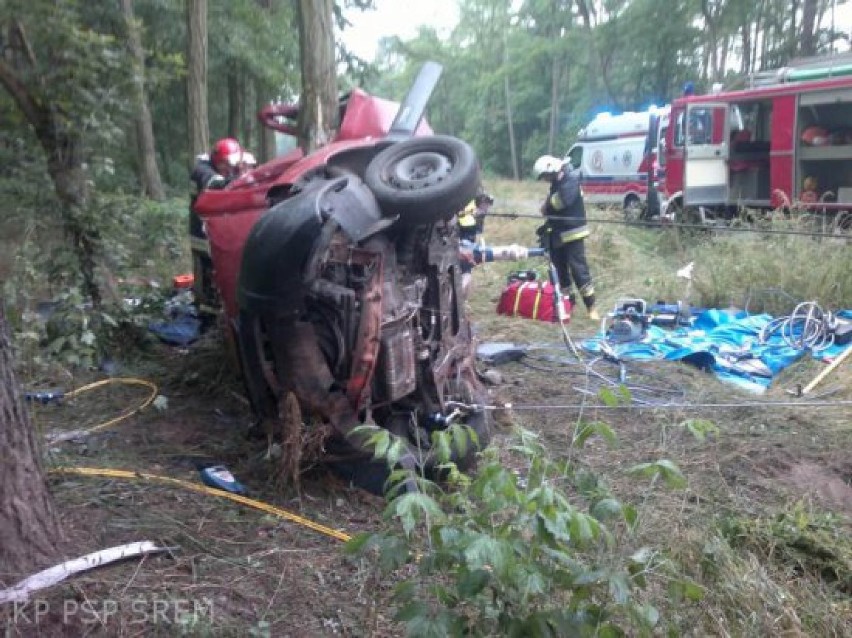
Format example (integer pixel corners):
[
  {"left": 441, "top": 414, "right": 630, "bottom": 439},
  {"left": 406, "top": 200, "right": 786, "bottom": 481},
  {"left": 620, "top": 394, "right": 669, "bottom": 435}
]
[
  {"left": 3, "top": 176, "right": 850, "bottom": 634},
  {"left": 2, "top": 0, "right": 851, "bottom": 634},
  {"left": 346, "top": 414, "right": 700, "bottom": 637}
]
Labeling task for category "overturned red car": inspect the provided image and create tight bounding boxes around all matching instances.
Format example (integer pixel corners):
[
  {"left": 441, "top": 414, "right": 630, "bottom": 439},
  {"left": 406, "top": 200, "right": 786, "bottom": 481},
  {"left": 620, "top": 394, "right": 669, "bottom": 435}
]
[{"left": 192, "top": 63, "right": 491, "bottom": 492}]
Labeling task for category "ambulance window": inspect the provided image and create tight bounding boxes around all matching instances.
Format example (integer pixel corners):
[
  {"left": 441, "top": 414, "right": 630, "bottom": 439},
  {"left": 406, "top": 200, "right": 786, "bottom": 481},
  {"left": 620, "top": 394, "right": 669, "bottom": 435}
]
[{"left": 567, "top": 146, "right": 583, "bottom": 170}]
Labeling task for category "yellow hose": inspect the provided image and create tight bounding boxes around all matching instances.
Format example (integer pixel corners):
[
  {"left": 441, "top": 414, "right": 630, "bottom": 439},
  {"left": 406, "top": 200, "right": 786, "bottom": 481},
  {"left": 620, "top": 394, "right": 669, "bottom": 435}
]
[
  {"left": 48, "top": 378, "right": 354, "bottom": 543},
  {"left": 60, "top": 377, "right": 159, "bottom": 436},
  {"left": 50, "top": 466, "right": 352, "bottom": 543}
]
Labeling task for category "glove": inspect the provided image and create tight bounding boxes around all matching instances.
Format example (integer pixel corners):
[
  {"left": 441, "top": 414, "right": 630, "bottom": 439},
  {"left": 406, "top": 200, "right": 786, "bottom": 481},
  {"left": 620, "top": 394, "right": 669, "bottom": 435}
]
[{"left": 535, "top": 224, "right": 551, "bottom": 249}]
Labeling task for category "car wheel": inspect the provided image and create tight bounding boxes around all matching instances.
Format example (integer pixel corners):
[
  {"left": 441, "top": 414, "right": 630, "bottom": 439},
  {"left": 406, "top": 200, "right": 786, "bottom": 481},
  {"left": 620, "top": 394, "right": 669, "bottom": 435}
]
[{"left": 365, "top": 135, "right": 480, "bottom": 225}]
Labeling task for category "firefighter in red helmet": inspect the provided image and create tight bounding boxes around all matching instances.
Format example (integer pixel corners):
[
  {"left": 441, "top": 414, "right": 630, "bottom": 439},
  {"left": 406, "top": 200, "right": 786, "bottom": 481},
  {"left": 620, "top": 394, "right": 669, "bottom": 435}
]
[
  {"left": 189, "top": 138, "right": 252, "bottom": 328},
  {"left": 192, "top": 137, "right": 244, "bottom": 194}
]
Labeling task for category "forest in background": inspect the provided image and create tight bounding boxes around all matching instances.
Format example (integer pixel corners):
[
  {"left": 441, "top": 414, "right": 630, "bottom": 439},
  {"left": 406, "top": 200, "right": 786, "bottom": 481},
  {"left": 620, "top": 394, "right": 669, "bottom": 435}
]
[
  {"left": 363, "top": 0, "right": 851, "bottom": 177},
  {"left": 2, "top": 0, "right": 849, "bottom": 199}
]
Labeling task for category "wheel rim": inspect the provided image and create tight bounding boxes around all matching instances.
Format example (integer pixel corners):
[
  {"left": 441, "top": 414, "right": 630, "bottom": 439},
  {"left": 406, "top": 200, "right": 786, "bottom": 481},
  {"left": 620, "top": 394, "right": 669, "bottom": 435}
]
[{"left": 389, "top": 151, "right": 453, "bottom": 190}]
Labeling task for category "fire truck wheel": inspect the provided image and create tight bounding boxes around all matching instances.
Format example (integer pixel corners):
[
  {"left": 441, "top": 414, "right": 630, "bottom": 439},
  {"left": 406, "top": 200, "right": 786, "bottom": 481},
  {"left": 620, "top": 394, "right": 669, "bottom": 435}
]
[
  {"left": 365, "top": 135, "right": 480, "bottom": 225},
  {"left": 679, "top": 205, "right": 707, "bottom": 226}
]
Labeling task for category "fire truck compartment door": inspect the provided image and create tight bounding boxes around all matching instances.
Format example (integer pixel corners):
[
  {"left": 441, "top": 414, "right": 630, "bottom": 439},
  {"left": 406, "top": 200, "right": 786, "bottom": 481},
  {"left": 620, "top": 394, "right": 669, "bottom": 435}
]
[{"left": 684, "top": 103, "right": 729, "bottom": 206}]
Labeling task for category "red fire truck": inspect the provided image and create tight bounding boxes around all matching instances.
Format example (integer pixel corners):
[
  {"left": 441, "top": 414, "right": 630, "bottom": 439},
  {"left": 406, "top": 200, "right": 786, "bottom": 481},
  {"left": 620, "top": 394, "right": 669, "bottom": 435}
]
[{"left": 655, "top": 57, "right": 852, "bottom": 223}]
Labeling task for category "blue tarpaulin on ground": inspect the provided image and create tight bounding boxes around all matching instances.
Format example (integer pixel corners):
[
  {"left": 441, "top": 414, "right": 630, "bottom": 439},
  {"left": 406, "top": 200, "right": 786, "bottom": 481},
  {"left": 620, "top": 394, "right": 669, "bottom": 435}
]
[
  {"left": 148, "top": 295, "right": 201, "bottom": 346},
  {"left": 583, "top": 309, "right": 852, "bottom": 394}
]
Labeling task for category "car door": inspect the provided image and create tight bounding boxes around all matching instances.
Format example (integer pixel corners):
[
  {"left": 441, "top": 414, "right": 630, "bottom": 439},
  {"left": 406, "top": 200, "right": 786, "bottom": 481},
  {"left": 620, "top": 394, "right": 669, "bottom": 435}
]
[{"left": 683, "top": 103, "right": 730, "bottom": 206}]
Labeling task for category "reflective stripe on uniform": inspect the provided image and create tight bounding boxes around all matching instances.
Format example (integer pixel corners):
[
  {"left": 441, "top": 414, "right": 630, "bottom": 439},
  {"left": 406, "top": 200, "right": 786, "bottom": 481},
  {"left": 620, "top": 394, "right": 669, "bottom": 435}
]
[
  {"left": 459, "top": 201, "right": 477, "bottom": 227},
  {"left": 548, "top": 192, "right": 564, "bottom": 210},
  {"left": 558, "top": 226, "right": 590, "bottom": 243},
  {"left": 190, "top": 236, "right": 211, "bottom": 254}
]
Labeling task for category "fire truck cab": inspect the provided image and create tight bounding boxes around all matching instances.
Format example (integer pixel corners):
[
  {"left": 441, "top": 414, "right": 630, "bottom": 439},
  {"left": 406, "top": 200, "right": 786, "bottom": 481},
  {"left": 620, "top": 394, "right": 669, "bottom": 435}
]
[{"left": 658, "top": 57, "right": 852, "bottom": 223}]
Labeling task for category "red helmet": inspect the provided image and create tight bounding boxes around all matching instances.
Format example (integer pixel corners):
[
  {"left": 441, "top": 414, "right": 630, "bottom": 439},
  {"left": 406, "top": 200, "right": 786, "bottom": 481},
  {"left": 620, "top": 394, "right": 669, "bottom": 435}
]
[{"left": 211, "top": 138, "right": 243, "bottom": 172}]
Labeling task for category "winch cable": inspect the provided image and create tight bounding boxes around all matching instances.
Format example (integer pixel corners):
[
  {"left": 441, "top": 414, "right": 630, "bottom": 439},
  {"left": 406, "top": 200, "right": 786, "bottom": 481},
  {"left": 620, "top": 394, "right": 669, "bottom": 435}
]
[
  {"left": 485, "top": 211, "right": 851, "bottom": 239},
  {"left": 482, "top": 398, "right": 852, "bottom": 412},
  {"left": 518, "top": 351, "right": 687, "bottom": 407},
  {"left": 49, "top": 467, "right": 352, "bottom": 543}
]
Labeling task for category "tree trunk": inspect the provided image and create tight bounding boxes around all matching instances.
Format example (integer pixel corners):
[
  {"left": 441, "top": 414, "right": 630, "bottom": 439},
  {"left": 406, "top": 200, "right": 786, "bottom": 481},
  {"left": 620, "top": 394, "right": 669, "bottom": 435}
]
[
  {"left": 227, "top": 64, "right": 242, "bottom": 139},
  {"left": 254, "top": 0, "right": 275, "bottom": 162},
  {"left": 0, "top": 302, "right": 63, "bottom": 583},
  {"left": 800, "top": 0, "right": 819, "bottom": 56},
  {"left": 186, "top": 0, "right": 209, "bottom": 160},
  {"left": 120, "top": 0, "right": 165, "bottom": 200},
  {"left": 741, "top": 20, "right": 752, "bottom": 75},
  {"left": 296, "top": 0, "right": 337, "bottom": 153},
  {"left": 256, "top": 80, "right": 275, "bottom": 163},
  {"left": 242, "top": 80, "right": 254, "bottom": 149},
  {"left": 701, "top": 0, "right": 719, "bottom": 80},
  {"left": 753, "top": 1, "right": 764, "bottom": 70},
  {"left": 0, "top": 57, "right": 101, "bottom": 306},
  {"left": 548, "top": 56, "right": 561, "bottom": 155},
  {"left": 503, "top": 30, "right": 518, "bottom": 181},
  {"left": 576, "top": 0, "right": 601, "bottom": 102},
  {"left": 718, "top": 34, "right": 729, "bottom": 77}
]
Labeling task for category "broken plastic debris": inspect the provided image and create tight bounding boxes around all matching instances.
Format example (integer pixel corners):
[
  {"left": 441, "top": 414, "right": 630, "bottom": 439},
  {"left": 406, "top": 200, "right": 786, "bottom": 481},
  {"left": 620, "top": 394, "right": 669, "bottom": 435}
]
[
  {"left": 199, "top": 465, "right": 247, "bottom": 495},
  {"left": 0, "top": 541, "right": 172, "bottom": 604}
]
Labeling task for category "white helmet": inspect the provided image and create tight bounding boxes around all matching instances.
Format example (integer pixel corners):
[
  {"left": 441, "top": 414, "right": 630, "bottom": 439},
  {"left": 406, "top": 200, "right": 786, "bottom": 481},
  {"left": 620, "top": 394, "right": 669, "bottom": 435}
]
[{"left": 533, "top": 155, "right": 563, "bottom": 179}]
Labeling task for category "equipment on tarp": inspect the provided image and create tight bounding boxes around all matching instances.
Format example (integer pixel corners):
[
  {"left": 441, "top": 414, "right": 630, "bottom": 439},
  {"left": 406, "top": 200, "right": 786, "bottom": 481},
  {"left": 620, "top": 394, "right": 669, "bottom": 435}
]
[
  {"left": 647, "top": 300, "right": 696, "bottom": 327},
  {"left": 714, "top": 344, "right": 773, "bottom": 378},
  {"left": 831, "top": 314, "right": 852, "bottom": 345},
  {"left": 605, "top": 299, "right": 650, "bottom": 343}
]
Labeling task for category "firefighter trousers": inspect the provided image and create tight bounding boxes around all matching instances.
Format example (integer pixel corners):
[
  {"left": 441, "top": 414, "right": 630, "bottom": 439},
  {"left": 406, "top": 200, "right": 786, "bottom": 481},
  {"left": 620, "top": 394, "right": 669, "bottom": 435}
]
[{"left": 549, "top": 236, "right": 595, "bottom": 309}]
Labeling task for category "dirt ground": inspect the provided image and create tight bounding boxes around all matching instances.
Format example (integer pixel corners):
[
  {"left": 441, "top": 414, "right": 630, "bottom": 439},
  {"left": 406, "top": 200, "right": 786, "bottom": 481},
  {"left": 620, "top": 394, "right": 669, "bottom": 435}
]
[{"left": 3, "top": 197, "right": 851, "bottom": 636}]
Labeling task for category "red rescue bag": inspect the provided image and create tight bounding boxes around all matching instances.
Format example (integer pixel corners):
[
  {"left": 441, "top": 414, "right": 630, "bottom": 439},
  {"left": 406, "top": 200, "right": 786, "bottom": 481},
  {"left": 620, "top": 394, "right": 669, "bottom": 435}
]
[{"left": 496, "top": 280, "right": 572, "bottom": 323}]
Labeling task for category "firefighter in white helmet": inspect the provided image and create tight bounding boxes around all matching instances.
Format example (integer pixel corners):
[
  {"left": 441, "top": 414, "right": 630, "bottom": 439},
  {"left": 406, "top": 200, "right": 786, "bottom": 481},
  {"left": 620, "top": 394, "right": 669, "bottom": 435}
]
[{"left": 533, "top": 155, "right": 598, "bottom": 320}]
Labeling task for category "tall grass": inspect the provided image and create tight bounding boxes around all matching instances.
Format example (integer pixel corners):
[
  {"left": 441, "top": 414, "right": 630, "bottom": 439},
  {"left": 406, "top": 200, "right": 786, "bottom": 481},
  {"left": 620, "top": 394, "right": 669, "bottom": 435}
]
[{"left": 479, "top": 178, "right": 851, "bottom": 316}]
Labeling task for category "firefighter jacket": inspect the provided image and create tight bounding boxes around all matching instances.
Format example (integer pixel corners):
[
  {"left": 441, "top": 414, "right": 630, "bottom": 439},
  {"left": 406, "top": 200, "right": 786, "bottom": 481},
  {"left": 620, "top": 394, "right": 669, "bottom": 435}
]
[
  {"left": 543, "top": 166, "right": 589, "bottom": 244},
  {"left": 458, "top": 200, "right": 478, "bottom": 228},
  {"left": 190, "top": 156, "right": 228, "bottom": 200}
]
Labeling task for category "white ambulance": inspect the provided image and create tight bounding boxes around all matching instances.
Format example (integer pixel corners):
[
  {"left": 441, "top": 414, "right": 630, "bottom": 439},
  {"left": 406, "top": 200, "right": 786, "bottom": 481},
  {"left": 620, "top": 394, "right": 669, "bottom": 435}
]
[{"left": 564, "top": 107, "right": 670, "bottom": 217}]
